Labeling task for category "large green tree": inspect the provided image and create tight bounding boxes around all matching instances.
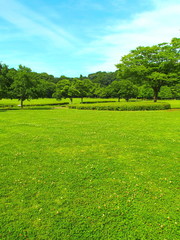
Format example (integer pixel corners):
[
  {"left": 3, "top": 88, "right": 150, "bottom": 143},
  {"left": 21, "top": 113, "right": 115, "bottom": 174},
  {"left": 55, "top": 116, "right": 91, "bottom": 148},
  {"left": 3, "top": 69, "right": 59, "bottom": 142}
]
[
  {"left": 116, "top": 38, "right": 180, "bottom": 102},
  {"left": 9, "top": 65, "right": 39, "bottom": 108}
]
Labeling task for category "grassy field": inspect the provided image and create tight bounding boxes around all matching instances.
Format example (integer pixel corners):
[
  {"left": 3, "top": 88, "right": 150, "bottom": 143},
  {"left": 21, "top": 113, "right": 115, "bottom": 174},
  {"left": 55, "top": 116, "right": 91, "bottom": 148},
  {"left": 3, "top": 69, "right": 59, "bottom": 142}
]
[
  {"left": 0, "top": 98, "right": 180, "bottom": 109},
  {"left": 0, "top": 98, "right": 116, "bottom": 106},
  {"left": 0, "top": 107, "right": 180, "bottom": 239}
]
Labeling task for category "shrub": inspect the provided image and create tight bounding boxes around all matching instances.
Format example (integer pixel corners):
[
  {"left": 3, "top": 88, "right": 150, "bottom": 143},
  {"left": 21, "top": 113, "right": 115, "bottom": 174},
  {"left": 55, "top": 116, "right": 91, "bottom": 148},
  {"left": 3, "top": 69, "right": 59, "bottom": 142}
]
[{"left": 69, "top": 102, "right": 171, "bottom": 111}]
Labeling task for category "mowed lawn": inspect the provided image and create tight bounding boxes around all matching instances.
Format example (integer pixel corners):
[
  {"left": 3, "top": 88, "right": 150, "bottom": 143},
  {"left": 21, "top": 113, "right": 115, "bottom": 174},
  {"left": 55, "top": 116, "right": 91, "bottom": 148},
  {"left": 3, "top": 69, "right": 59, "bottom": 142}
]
[
  {"left": 0, "top": 108, "right": 179, "bottom": 239},
  {"left": 0, "top": 98, "right": 180, "bottom": 109}
]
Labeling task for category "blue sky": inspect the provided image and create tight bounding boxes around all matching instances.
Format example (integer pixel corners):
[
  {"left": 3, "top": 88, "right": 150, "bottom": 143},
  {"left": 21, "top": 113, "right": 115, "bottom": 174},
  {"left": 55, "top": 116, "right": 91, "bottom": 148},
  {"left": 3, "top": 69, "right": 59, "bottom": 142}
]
[{"left": 0, "top": 0, "right": 180, "bottom": 77}]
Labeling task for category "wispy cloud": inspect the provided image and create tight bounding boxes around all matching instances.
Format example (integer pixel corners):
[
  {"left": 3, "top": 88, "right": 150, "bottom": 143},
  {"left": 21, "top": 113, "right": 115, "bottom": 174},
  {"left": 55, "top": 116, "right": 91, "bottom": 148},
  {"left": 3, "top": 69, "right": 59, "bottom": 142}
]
[
  {"left": 0, "top": 0, "right": 79, "bottom": 48},
  {"left": 82, "top": 0, "right": 180, "bottom": 73},
  {"left": 0, "top": 0, "right": 179, "bottom": 77}
]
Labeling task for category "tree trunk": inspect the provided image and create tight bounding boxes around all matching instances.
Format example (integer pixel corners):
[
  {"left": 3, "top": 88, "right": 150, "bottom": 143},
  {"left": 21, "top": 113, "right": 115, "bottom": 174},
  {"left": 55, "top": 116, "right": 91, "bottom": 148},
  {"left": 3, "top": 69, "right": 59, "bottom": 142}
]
[
  {"left": 153, "top": 89, "right": 159, "bottom": 102},
  {"left": 21, "top": 99, "right": 24, "bottom": 108},
  {"left": 81, "top": 97, "right": 83, "bottom": 103},
  {"left": 70, "top": 98, "right": 73, "bottom": 103},
  {"left": 118, "top": 98, "right": 120, "bottom": 102}
]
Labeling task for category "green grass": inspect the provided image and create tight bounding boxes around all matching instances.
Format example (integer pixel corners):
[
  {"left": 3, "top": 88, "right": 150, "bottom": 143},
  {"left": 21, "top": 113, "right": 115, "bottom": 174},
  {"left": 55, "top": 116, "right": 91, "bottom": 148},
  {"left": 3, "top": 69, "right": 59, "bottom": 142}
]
[
  {"left": 0, "top": 98, "right": 116, "bottom": 106},
  {"left": 0, "top": 98, "right": 180, "bottom": 110},
  {"left": 0, "top": 98, "right": 66, "bottom": 107},
  {"left": 0, "top": 108, "right": 179, "bottom": 239},
  {"left": 160, "top": 100, "right": 180, "bottom": 109}
]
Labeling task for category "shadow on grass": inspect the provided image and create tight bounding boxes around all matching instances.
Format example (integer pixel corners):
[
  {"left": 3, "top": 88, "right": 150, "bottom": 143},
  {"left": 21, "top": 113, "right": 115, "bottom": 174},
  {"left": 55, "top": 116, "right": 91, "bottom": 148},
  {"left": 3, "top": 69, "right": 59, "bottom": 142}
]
[
  {"left": 0, "top": 107, "right": 54, "bottom": 111},
  {"left": 24, "top": 107, "right": 53, "bottom": 110}
]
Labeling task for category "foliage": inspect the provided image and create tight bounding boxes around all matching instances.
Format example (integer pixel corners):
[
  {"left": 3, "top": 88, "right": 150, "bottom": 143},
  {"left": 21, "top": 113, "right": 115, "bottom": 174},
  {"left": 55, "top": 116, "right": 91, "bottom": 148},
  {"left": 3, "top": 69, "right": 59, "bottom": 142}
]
[
  {"left": 171, "top": 84, "right": 180, "bottom": 99},
  {"left": 53, "top": 79, "right": 80, "bottom": 103},
  {"left": 107, "top": 80, "right": 122, "bottom": 100},
  {"left": 69, "top": 102, "right": 171, "bottom": 111},
  {"left": 118, "top": 80, "right": 138, "bottom": 101},
  {"left": 116, "top": 38, "right": 180, "bottom": 101},
  {"left": 138, "top": 85, "right": 154, "bottom": 99},
  {"left": 88, "top": 71, "right": 118, "bottom": 86},
  {"left": 159, "top": 86, "right": 173, "bottom": 99},
  {"left": 107, "top": 80, "right": 138, "bottom": 101},
  {"left": 8, "top": 65, "right": 39, "bottom": 108},
  {"left": 74, "top": 79, "right": 94, "bottom": 102},
  {"left": 0, "top": 63, "right": 13, "bottom": 99}
]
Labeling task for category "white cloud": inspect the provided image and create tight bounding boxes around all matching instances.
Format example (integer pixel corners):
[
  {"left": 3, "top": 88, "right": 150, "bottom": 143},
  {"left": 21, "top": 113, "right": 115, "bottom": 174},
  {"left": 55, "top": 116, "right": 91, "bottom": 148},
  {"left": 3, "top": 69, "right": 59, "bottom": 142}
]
[
  {"left": 83, "top": 1, "right": 180, "bottom": 73},
  {"left": 0, "top": 0, "right": 79, "bottom": 48},
  {"left": 0, "top": 0, "right": 179, "bottom": 77}
]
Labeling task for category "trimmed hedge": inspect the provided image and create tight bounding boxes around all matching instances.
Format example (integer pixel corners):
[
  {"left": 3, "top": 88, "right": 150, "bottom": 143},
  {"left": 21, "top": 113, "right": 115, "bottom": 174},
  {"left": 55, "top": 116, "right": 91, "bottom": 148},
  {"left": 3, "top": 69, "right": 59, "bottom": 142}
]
[{"left": 69, "top": 102, "right": 171, "bottom": 111}]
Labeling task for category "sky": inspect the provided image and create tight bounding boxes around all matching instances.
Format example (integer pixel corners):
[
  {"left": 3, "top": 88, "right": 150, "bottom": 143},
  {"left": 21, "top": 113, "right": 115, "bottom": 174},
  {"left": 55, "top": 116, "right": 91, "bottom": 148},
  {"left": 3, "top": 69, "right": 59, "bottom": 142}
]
[{"left": 0, "top": 0, "right": 180, "bottom": 77}]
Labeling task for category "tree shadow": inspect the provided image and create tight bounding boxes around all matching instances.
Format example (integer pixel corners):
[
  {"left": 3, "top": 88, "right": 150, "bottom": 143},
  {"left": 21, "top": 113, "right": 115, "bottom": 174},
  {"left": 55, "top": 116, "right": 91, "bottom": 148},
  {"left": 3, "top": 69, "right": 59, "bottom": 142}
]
[
  {"left": 0, "top": 107, "right": 54, "bottom": 111},
  {"left": 24, "top": 107, "right": 53, "bottom": 110}
]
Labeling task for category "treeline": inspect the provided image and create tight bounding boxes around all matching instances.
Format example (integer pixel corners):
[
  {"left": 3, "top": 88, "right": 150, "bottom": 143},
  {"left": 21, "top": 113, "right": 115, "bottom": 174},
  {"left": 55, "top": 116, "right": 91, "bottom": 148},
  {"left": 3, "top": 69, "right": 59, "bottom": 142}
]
[{"left": 0, "top": 38, "right": 179, "bottom": 107}]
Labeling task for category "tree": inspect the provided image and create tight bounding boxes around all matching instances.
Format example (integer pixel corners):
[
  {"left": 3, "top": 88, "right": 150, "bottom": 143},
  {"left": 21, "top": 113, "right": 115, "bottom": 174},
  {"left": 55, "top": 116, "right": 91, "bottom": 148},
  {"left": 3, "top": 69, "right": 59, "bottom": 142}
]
[
  {"left": 36, "top": 79, "right": 56, "bottom": 98},
  {"left": 9, "top": 65, "right": 38, "bottom": 108},
  {"left": 117, "top": 80, "right": 138, "bottom": 101},
  {"left": 53, "top": 79, "right": 79, "bottom": 103},
  {"left": 74, "top": 79, "right": 94, "bottom": 102},
  {"left": 96, "top": 86, "right": 111, "bottom": 98},
  {"left": 0, "top": 63, "right": 13, "bottom": 99},
  {"left": 108, "top": 81, "right": 122, "bottom": 101},
  {"left": 116, "top": 38, "right": 180, "bottom": 102}
]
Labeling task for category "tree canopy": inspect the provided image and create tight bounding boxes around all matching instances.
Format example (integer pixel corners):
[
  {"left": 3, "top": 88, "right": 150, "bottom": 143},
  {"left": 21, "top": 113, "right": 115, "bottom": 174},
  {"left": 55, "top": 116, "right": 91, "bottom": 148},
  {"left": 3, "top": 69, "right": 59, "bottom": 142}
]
[
  {"left": 9, "top": 65, "right": 39, "bottom": 108},
  {"left": 116, "top": 38, "right": 180, "bottom": 101}
]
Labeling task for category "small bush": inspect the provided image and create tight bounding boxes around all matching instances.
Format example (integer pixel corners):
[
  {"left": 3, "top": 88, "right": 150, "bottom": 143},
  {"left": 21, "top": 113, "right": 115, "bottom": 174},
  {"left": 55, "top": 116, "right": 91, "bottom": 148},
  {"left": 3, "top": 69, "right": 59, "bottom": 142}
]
[{"left": 69, "top": 102, "right": 171, "bottom": 111}]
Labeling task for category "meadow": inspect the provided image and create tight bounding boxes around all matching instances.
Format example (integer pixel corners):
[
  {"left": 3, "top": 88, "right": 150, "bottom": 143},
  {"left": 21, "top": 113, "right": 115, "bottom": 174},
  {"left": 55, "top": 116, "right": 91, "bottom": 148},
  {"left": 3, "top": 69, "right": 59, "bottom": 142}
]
[
  {"left": 0, "top": 100, "right": 180, "bottom": 239},
  {"left": 0, "top": 98, "right": 180, "bottom": 109}
]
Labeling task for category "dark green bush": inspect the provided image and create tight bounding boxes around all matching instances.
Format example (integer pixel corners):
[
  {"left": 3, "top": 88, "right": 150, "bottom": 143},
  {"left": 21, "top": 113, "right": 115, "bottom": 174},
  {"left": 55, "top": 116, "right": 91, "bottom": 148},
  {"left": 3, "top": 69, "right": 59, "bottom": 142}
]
[{"left": 69, "top": 102, "right": 171, "bottom": 111}]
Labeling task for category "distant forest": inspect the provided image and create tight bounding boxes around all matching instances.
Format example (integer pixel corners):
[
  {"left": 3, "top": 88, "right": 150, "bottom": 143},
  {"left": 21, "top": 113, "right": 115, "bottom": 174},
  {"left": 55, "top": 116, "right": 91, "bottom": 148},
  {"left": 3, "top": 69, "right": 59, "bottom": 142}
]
[{"left": 0, "top": 38, "right": 179, "bottom": 107}]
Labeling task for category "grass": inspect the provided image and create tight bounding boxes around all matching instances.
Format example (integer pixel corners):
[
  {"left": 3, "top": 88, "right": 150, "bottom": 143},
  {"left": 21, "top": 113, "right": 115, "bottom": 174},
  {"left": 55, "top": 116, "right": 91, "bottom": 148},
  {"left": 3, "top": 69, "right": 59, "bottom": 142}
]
[
  {"left": 0, "top": 98, "right": 66, "bottom": 107},
  {"left": 0, "top": 98, "right": 180, "bottom": 109},
  {"left": 160, "top": 99, "right": 180, "bottom": 109},
  {"left": 0, "top": 107, "right": 179, "bottom": 239},
  {"left": 0, "top": 98, "right": 116, "bottom": 107}
]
